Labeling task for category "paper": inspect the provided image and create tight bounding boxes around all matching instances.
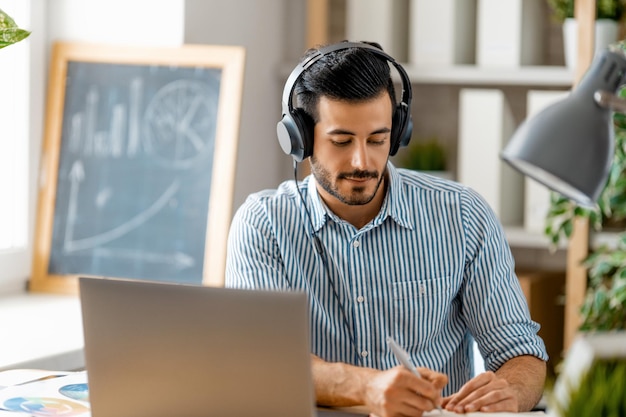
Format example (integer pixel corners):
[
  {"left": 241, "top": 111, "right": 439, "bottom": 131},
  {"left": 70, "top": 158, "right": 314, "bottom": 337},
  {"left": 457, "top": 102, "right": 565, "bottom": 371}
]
[
  {"left": 332, "top": 405, "right": 545, "bottom": 416},
  {"left": 0, "top": 371, "right": 90, "bottom": 416}
]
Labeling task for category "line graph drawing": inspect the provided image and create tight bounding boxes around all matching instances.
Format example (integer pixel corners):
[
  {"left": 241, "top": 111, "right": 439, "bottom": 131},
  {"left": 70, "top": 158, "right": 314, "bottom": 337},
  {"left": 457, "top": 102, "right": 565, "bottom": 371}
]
[{"left": 62, "top": 161, "right": 181, "bottom": 254}]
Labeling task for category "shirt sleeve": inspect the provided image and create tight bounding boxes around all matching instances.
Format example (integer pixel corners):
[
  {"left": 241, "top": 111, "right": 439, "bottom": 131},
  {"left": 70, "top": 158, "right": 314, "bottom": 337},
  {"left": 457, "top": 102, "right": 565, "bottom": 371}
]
[
  {"left": 225, "top": 196, "right": 290, "bottom": 291},
  {"left": 459, "top": 187, "right": 549, "bottom": 371}
]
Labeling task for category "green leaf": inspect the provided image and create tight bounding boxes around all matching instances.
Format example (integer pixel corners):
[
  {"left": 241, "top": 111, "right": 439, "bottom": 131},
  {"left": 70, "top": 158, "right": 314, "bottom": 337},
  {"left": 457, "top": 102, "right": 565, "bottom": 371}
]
[
  {"left": 0, "top": 8, "right": 17, "bottom": 29},
  {"left": 563, "top": 220, "right": 573, "bottom": 237},
  {"left": 0, "top": 8, "right": 30, "bottom": 49},
  {"left": 0, "top": 27, "right": 31, "bottom": 49},
  {"left": 564, "top": 359, "right": 626, "bottom": 417}
]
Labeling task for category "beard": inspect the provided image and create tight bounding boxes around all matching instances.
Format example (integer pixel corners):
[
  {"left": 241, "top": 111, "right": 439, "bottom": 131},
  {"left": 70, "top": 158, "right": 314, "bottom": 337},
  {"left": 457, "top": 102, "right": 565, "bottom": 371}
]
[{"left": 310, "top": 155, "right": 386, "bottom": 206}]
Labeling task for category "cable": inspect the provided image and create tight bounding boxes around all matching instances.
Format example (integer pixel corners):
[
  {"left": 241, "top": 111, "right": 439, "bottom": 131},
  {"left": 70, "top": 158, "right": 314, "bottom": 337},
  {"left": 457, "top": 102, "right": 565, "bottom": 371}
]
[{"left": 293, "top": 160, "right": 362, "bottom": 365}]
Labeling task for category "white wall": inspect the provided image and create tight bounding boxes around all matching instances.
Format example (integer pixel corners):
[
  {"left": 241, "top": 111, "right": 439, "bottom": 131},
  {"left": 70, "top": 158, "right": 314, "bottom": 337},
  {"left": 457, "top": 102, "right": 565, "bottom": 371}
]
[
  {"left": 45, "top": 0, "right": 185, "bottom": 46},
  {"left": 184, "top": 0, "right": 303, "bottom": 210}
]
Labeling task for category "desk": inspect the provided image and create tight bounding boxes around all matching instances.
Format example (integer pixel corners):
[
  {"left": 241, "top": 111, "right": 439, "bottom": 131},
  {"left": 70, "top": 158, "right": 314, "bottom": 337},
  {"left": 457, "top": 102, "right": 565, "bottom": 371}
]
[
  {"left": 0, "top": 370, "right": 546, "bottom": 417},
  {"left": 0, "top": 370, "right": 373, "bottom": 417},
  {"left": 0, "top": 293, "right": 84, "bottom": 371}
]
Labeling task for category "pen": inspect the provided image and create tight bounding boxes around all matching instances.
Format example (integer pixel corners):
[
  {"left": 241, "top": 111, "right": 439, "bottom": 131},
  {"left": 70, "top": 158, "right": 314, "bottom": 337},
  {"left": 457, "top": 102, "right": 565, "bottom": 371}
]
[{"left": 386, "top": 336, "right": 443, "bottom": 413}]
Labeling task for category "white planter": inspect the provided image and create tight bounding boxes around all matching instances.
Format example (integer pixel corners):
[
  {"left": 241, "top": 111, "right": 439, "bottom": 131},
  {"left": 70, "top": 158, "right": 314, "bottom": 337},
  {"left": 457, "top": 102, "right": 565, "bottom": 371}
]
[
  {"left": 458, "top": 88, "right": 522, "bottom": 225},
  {"left": 563, "top": 18, "right": 620, "bottom": 70},
  {"left": 408, "top": 0, "right": 477, "bottom": 67},
  {"left": 476, "top": 0, "right": 543, "bottom": 67}
]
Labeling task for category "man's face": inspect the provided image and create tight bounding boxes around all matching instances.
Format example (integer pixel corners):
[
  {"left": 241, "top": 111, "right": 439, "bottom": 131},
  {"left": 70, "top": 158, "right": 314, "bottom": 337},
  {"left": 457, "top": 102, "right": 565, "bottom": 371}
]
[{"left": 310, "top": 91, "right": 393, "bottom": 207}]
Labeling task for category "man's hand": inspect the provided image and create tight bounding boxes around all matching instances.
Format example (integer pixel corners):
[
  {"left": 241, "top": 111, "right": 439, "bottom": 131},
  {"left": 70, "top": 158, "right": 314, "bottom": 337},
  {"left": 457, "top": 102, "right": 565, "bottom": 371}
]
[
  {"left": 442, "top": 355, "right": 546, "bottom": 413},
  {"left": 363, "top": 366, "right": 448, "bottom": 417},
  {"left": 312, "top": 355, "right": 448, "bottom": 417},
  {"left": 442, "top": 371, "right": 518, "bottom": 413}
]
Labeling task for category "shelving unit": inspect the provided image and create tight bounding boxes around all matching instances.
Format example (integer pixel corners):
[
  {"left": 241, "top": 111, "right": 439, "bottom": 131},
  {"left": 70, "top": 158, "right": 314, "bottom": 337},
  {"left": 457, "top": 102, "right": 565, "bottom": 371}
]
[{"left": 305, "top": 0, "right": 600, "bottom": 354}]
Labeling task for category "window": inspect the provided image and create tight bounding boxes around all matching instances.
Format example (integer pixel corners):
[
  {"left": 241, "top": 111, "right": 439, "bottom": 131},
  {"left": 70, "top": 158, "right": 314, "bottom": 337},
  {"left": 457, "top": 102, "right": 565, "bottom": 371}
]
[{"left": 0, "top": 0, "right": 33, "bottom": 293}]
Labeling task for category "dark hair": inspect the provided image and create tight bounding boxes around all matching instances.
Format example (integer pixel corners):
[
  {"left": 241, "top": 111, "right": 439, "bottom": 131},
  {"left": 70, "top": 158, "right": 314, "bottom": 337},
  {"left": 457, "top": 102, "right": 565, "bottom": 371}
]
[{"left": 293, "top": 41, "right": 397, "bottom": 123}]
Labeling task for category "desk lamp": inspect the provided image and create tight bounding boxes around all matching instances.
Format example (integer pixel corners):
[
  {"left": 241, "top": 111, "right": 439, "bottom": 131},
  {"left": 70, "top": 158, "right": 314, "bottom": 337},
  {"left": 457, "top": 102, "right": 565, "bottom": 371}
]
[{"left": 501, "top": 47, "right": 626, "bottom": 208}]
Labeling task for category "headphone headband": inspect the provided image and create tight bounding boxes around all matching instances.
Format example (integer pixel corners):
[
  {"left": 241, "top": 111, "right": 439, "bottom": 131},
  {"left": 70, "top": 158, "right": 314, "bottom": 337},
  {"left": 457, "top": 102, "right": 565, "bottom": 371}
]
[
  {"left": 277, "top": 42, "right": 413, "bottom": 161},
  {"left": 280, "top": 42, "right": 412, "bottom": 117}
]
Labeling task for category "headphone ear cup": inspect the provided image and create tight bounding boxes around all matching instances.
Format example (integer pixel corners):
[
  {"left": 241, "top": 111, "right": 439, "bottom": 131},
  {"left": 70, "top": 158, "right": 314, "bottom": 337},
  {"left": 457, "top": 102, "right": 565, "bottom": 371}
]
[
  {"left": 390, "top": 103, "right": 412, "bottom": 156},
  {"left": 277, "top": 109, "right": 314, "bottom": 162}
]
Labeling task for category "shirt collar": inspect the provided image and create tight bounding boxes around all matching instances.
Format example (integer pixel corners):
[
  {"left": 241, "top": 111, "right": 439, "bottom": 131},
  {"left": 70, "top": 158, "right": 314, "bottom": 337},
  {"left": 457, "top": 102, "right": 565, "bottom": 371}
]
[{"left": 305, "top": 162, "right": 415, "bottom": 233}]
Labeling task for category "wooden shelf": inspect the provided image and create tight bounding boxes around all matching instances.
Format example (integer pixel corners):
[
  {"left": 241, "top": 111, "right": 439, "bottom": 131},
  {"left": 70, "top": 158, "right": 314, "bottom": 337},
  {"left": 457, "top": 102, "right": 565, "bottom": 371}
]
[
  {"left": 504, "top": 226, "right": 564, "bottom": 249},
  {"left": 591, "top": 230, "right": 624, "bottom": 250},
  {"left": 504, "top": 227, "right": 626, "bottom": 251}
]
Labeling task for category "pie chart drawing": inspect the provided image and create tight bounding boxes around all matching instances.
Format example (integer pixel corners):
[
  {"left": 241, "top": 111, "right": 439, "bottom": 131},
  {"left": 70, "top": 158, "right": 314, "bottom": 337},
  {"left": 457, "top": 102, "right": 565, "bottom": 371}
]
[
  {"left": 59, "top": 383, "right": 89, "bottom": 401},
  {"left": 3, "top": 396, "right": 89, "bottom": 416}
]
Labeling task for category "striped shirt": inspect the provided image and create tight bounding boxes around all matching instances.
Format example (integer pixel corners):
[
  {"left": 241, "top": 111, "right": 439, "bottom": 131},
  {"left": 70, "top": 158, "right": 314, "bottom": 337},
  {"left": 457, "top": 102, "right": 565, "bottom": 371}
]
[{"left": 225, "top": 162, "right": 548, "bottom": 395}]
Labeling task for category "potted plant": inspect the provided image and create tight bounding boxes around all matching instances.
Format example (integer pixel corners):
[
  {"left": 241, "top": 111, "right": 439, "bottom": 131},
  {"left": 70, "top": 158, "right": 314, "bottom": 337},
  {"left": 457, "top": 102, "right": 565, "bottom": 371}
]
[
  {"left": 395, "top": 136, "right": 450, "bottom": 178},
  {"left": 549, "top": 332, "right": 626, "bottom": 417},
  {"left": 547, "top": 250, "right": 626, "bottom": 417},
  {"left": 0, "top": 7, "right": 30, "bottom": 49},
  {"left": 546, "top": 0, "right": 626, "bottom": 69}
]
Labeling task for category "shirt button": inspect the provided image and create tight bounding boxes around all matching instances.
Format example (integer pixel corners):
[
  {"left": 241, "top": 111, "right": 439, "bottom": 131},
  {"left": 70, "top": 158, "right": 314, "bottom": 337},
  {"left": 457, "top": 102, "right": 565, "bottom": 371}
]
[
  {"left": 356, "top": 295, "right": 365, "bottom": 303},
  {"left": 360, "top": 350, "right": 369, "bottom": 358},
  {"left": 352, "top": 240, "right": 360, "bottom": 248}
]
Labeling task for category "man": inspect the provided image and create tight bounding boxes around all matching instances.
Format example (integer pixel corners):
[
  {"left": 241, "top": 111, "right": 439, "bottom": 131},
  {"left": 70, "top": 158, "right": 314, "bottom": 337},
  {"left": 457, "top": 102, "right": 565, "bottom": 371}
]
[{"left": 225, "top": 41, "right": 547, "bottom": 417}]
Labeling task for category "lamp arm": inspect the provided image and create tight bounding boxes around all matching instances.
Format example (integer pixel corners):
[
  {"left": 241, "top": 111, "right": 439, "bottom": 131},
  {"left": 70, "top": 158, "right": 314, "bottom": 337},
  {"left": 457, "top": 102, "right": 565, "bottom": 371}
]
[{"left": 594, "top": 90, "right": 626, "bottom": 114}]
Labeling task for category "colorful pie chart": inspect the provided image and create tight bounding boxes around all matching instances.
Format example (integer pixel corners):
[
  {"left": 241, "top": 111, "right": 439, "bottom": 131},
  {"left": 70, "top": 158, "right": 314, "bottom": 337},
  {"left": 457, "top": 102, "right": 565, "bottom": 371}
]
[{"left": 3, "top": 396, "right": 89, "bottom": 416}]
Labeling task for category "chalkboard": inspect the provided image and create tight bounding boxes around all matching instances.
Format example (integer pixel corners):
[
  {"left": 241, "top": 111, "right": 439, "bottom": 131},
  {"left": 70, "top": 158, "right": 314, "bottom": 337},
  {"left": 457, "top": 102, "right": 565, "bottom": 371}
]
[{"left": 31, "top": 42, "right": 245, "bottom": 294}]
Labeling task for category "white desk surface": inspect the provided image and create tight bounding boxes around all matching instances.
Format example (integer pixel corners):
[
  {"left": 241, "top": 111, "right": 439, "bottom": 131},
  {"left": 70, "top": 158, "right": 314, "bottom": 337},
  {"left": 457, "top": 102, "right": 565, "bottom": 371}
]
[{"left": 0, "top": 292, "right": 84, "bottom": 371}]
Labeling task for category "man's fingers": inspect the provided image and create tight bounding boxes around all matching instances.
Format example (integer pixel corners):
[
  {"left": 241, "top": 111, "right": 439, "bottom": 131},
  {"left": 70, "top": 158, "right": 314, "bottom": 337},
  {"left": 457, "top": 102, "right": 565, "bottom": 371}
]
[
  {"left": 456, "top": 386, "right": 514, "bottom": 412},
  {"left": 445, "top": 372, "right": 495, "bottom": 408},
  {"left": 444, "top": 372, "right": 519, "bottom": 413},
  {"left": 367, "top": 367, "right": 447, "bottom": 417}
]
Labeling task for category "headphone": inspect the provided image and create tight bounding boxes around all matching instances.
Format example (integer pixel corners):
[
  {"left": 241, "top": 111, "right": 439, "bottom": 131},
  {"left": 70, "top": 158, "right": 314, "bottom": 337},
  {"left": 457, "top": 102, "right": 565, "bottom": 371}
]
[{"left": 277, "top": 42, "right": 413, "bottom": 162}]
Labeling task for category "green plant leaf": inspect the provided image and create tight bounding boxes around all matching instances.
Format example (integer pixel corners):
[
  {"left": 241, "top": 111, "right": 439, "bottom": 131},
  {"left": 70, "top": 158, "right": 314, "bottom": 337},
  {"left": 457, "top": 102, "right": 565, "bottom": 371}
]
[
  {"left": 0, "top": 8, "right": 31, "bottom": 49},
  {"left": 547, "top": 0, "right": 626, "bottom": 22},
  {"left": 0, "top": 7, "right": 17, "bottom": 28},
  {"left": 560, "top": 359, "right": 626, "bottom": 417},
  {"left": 397, "top": 137, "right": 447, "bottom": 172},
  {"left": 0, "top": 27, "right": 30, "bottom": 49}
]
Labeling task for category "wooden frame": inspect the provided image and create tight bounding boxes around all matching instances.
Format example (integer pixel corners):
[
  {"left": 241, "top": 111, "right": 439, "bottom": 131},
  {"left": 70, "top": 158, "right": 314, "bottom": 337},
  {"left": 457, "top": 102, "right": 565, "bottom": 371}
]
[{"left": 31, "top": 42, "right": 245, "bottom": 294}]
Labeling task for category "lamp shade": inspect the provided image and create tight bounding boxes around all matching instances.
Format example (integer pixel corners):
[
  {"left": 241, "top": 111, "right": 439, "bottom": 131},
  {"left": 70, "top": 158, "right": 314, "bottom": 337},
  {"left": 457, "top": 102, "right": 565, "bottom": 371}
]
[{"left": 501, "top": 49, "right": 626, "bottom": 208}]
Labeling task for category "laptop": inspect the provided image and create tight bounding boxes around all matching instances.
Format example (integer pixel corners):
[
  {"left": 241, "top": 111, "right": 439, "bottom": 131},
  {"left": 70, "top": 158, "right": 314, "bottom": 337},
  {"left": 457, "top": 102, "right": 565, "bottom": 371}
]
[{"left": 79, "top": 277, "right": 367, "bottom": 417}]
